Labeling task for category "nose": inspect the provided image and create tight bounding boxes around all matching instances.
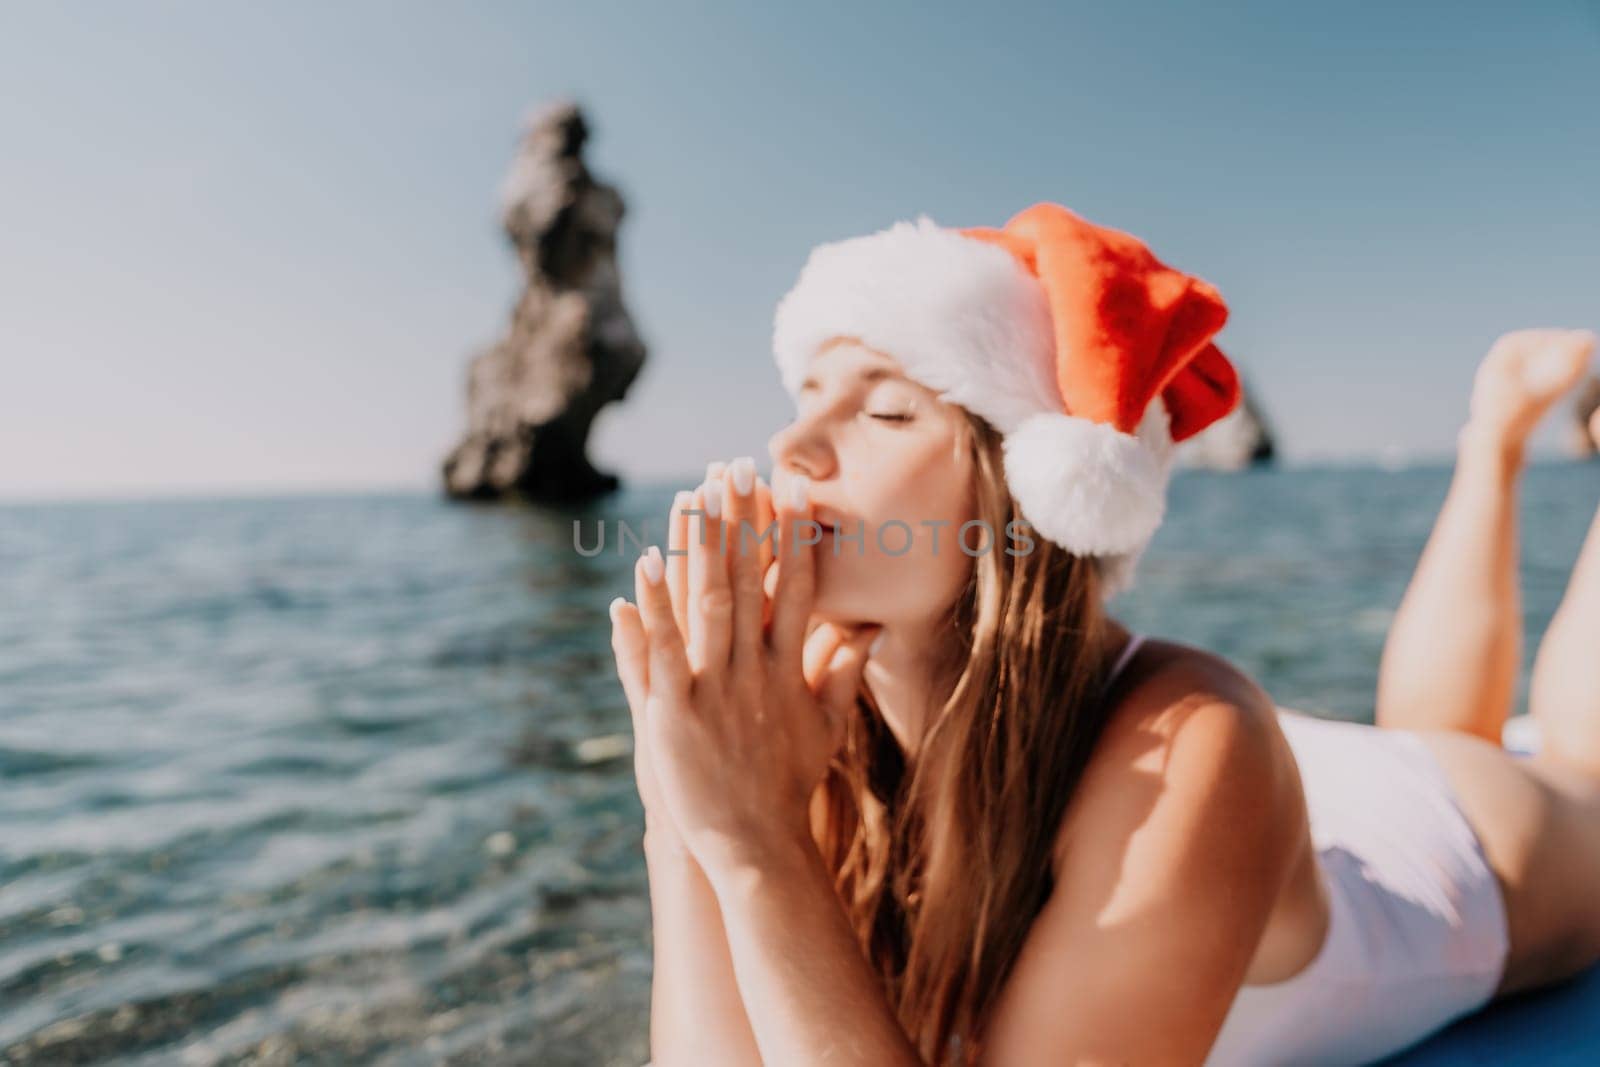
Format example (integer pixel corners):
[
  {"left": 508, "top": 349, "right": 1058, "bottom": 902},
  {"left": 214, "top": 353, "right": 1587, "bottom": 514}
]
[{"left": 767, "top": 411, "right": 835, "bottom": 483}]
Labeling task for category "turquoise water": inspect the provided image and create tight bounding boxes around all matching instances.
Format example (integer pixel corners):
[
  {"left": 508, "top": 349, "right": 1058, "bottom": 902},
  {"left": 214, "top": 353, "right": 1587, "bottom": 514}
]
[{"left": 2, "top": 461, "right": 1597, "bottom": 1064}]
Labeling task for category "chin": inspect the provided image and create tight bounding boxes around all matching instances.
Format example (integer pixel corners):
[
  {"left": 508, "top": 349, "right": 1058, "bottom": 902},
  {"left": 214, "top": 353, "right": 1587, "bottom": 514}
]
[
  {"left": 809, "top": 584, "right": 885, "bottom": 628},
  {"left": 808, "top": 583, "right": 859, "bottom": 624},
  {"left": 811, "top": 553, "right": 936, "bottom": 622}
]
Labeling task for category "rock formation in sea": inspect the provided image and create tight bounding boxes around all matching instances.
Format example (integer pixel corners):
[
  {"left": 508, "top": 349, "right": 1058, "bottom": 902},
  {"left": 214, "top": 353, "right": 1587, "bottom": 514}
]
[
  {"left": 1569, "top": 376, "right": 1600, "bottom": 460},
  {"left": 442, "top": 100, "right": 646, "bottom": 502},
  {"left": 1176, "top": 373, "right": 1276, "bottom": 471}
]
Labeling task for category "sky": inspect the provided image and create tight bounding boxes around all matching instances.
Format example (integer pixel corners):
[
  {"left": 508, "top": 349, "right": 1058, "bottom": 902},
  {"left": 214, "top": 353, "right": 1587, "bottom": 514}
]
[{"left": 2, "top": 1, "right": 1598, "bottom": 500}]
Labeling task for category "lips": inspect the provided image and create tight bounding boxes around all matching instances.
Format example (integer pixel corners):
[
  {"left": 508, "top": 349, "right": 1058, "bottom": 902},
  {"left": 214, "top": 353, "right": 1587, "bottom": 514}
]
[{"left": 812, "top": 511, "right": 846, "bottom": 534}]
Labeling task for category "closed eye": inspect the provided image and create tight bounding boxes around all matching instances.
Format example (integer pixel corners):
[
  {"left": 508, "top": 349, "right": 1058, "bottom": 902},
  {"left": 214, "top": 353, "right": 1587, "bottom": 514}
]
[{"left": 868, "top": 412, "right": 912, "bottom": 422}]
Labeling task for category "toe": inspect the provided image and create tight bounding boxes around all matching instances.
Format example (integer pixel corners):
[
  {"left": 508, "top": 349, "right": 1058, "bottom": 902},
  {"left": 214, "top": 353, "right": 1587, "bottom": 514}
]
[
  {"left": 1471, "top": 329, "right": 1597, "bottom": 447},
  {"left": 1521, "top": 330, "right": 1595, "bottom": 399}
]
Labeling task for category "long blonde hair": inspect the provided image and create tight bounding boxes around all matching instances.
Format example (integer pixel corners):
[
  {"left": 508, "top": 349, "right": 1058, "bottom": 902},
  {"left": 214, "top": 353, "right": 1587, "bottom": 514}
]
[{"left": 809, "top": 411, "right": 1123, "bottom": 1065}]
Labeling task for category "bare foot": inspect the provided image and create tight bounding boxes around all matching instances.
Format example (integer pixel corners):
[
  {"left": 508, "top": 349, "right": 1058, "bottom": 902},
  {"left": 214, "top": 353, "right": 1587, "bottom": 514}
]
[{"left": 1463, "top": 329, "right": 1598, "bottom": 460}]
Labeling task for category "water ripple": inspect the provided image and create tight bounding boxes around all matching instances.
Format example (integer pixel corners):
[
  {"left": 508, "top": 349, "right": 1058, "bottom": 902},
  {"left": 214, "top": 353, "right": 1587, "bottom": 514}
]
[{"left": 0, "top": 467, "right": 1594, "bottom": 1063}]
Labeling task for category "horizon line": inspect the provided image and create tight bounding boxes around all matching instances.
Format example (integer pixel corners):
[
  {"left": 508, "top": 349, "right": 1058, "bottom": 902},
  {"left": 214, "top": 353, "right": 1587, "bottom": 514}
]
[{"left": 8, "top": 449, "right": 1595, "bottom": 507}]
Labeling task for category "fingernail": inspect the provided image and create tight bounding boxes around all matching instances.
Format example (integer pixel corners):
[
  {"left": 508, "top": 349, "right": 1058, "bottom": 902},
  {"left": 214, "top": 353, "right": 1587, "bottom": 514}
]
[
  {"left": 706, "top": 460, "right": 727, "bottom": 481},
  {"left": 869, "top": 629, "right": 885, "bottom": 658},
  {"left": 673, "top": 490, "right": 692, "bottom": 512},
  {"left": 786, "top": 473, "right": 809, "bottom": 511},
  {"left": 641, "top": 546, "right": 664, "bottom": 584},
  {"left": 731, "top": 456, "right": 755, "bottom": 496},
  {"left": 703, "top": 479, "right": 723, "bottom": 519},
  {"left": 608, "top": 595, "right": 626, "bottom": 621}
]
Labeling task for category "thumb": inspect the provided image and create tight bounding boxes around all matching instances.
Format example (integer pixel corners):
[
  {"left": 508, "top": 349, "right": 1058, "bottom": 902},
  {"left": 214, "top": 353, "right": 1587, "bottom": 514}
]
[{"left": 818, "top": 625, "right": 881, "bottom": 736}]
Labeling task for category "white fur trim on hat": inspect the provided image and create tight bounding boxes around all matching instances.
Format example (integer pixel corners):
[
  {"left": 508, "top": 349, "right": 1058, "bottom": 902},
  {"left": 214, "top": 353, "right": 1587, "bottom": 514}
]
[{"left": 772, "top": 215, "right": 1059, "bottom": 434}]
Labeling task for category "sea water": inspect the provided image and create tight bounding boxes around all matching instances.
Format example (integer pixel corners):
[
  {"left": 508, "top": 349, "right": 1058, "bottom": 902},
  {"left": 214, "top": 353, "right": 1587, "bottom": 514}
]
[{"left": 1, "top": 460, "right": 1596, "bottom": 1064}]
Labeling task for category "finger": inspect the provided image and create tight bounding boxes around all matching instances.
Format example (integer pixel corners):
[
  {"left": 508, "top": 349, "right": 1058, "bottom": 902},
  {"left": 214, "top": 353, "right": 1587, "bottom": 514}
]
[
  {"left": 725, "top": 456, "right": 768, "bottom": 673},
  {"left": 754, "top": 475, "right": 777, "bottom": 630},
  {"left": 770, "top": 472, "right": 817, "bottom": 675},
  {"left": 609, "top": 595, "right": 650, "bottom": 716},
  {"left": 636, "top": 545, "right": 692, "bottom": 696},
  {"left": 687, "top": 463, "right": 726, "bottom": 669},
  {"left": 1566, "top": 328, "right": 1598, "bottom": 364},
  {"left": 691, "top": 467, "right": 733, "bottom": 672},
  {"left": 818, "top": 626, "right": 881, "bottom": 734},
  {"left": 666, "top": 489, "right": 693, "bottom": 654},
  {"left": 803, "top": 620, "right": 848, "bottom": 692}
]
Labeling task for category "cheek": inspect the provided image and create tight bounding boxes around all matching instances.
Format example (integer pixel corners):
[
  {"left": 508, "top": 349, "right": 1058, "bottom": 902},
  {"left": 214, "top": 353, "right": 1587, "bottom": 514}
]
[
  {"left": 876, "top": 433, "right": 975, "bottom": 539},
  {"left": 813, "top": 432, "right": 976, "bottom": 615}
]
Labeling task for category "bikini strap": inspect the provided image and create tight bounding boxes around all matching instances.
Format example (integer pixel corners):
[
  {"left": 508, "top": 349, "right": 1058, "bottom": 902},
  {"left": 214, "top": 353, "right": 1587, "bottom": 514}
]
[{"left": 1103, "top": 632, "right": 1146, "bottom": 692}]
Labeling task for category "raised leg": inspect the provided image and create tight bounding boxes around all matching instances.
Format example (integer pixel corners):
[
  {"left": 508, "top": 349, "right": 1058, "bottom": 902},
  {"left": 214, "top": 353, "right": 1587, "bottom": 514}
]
[
  {"left": 1374, "top": 427, "right": 1525, "bottom": 741},
  {"left": 1376, "top": 330, "right": 1597, "bottom": 743},
  {"left": 1529, "top": 407, "right": 1600, "bottom": 777}
]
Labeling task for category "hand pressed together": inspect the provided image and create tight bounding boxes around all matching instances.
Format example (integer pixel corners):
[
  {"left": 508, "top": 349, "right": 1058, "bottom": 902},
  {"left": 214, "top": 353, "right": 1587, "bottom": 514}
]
[{"left": 608, "top": 456, "right": 881, "bottom": 877}]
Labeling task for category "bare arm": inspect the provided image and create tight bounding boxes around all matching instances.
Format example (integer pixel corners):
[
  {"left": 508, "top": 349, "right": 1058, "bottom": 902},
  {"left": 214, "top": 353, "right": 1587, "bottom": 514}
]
[
  {"left": 703, "top": 830, "right": 925, "bottom": 1067},
  {"left": 614, "top": 475, "right": 775, "bottom": 1066},
  {"left": 644, "top": 817, "right": 764, "bottom": 1066}
]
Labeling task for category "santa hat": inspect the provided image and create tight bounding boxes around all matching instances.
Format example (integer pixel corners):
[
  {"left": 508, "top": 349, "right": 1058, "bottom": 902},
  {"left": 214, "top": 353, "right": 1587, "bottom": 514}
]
[{"left": 771, "top": 202, "right": 1241, "bottom": 600}]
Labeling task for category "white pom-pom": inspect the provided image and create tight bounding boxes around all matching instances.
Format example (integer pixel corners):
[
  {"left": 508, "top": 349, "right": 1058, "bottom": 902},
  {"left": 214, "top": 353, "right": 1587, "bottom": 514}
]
[{"left": 1002, "top": 402, "right": 1172, "bottom": 559}]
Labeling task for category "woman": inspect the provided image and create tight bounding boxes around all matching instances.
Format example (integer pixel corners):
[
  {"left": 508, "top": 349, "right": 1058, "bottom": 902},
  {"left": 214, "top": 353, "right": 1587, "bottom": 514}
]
[{"left": 608, "top": 202, "right": 1600, "bottom": 1065}]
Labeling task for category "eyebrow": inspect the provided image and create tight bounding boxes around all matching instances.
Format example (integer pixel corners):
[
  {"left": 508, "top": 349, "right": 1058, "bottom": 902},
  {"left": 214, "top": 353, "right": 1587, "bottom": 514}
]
[{"left": 798, "top": 364, "right": 903, "bottom": 392}]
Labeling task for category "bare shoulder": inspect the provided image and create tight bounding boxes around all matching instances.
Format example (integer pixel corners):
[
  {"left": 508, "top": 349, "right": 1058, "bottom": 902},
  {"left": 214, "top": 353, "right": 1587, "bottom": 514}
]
[
  {"left": 1099, "top": 635, "right": 1282, "bottom": 766},
  {"left": 1051, "top": 635, "right": 1296, "bottom": 874},
  {"left": 983, "top": 640, "right": 1306, "bottom": 1062},
  {"left": 1112, "top": 635, "right": 1277, "bottom": 733}
]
